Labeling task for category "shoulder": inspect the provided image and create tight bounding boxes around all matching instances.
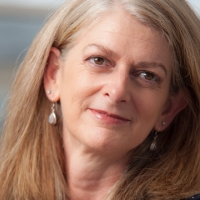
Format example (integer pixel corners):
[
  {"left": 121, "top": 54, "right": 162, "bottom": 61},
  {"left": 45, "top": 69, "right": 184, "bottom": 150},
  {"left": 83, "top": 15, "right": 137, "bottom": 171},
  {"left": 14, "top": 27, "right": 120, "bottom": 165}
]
[{"left": 187, "top": 194, "right": 200, "bottom": 200}]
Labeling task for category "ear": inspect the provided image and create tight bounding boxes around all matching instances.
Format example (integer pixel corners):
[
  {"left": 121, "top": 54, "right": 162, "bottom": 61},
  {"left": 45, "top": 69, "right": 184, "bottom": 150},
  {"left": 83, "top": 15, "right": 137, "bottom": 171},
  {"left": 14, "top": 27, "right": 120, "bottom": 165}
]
[
  {"left": 154, "top": 91, "right": 187, "bottom": 132},
  {"left": 44, "top": 47, "right": 61, "bottom": 102}
]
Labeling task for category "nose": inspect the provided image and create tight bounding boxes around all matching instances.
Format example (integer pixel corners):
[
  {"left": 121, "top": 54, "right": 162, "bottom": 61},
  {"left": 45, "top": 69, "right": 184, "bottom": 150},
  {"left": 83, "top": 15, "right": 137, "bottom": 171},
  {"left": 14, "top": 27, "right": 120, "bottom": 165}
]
[{"left": 102, "top": 70, "right": 131, "bottom": 103}]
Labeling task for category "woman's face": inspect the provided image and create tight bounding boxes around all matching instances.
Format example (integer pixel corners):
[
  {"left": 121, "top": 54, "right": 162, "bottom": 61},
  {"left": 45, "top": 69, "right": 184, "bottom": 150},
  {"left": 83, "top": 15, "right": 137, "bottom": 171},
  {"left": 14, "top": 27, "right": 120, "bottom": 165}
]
[{"left": 45, "top": 9, "right": 185, "bottom": 157}]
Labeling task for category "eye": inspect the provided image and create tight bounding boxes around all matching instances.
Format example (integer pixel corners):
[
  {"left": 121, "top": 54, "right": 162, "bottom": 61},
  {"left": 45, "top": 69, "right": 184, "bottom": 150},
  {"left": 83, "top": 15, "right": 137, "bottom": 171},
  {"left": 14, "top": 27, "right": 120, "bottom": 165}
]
[
  {"left": 88, "top": 56, "right": 109, "bottom": 67},
  {"left": 139, "top": 71, "right": 159, "bottom": 82},
  {"left": 93, "top": 57, "right": 105, "bottom": 65}
]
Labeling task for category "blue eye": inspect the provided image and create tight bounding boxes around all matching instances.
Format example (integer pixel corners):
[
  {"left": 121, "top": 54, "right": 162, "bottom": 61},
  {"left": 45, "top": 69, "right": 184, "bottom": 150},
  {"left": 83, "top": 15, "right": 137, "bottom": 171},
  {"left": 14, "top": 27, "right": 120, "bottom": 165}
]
[{"left": 139, "top": 71, "right": 159, "bottom": 82}]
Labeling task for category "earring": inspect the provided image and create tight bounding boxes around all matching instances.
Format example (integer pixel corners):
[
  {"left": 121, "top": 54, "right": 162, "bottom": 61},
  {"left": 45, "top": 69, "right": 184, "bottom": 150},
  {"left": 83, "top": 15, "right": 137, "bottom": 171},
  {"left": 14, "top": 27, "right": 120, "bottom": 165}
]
[
  {"left": 162, "top": 121, "right": 166, "bottom": 126},
  {"left": 48, "top": 102, "right": 57, "bottom": 125},
  {"left": 150, "top": 131, "right": 158, "bottom": 151},
  {"left": 47, "top": 90, "right": 51, "bottom": 94}
]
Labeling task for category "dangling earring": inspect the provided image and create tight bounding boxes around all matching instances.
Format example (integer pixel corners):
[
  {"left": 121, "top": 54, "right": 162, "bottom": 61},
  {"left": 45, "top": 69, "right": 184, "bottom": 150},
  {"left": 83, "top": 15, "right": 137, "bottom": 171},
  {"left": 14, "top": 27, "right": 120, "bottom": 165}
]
[
  {"left": 150, "top": 131, "right": 158, "bottom": 151},
  {"left": 47, "top": 90, "right": 51, "bottom": 94},
  {"left": 48, "top": 102, "right": 57, "bottom": 125}
]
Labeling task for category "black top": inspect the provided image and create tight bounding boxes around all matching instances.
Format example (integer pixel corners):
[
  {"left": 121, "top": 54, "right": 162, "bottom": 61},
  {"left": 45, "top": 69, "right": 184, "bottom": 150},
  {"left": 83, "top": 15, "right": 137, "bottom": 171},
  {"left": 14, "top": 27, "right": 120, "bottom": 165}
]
[{"left": 187, "top": 194, "right": 200, "bottom": 200}]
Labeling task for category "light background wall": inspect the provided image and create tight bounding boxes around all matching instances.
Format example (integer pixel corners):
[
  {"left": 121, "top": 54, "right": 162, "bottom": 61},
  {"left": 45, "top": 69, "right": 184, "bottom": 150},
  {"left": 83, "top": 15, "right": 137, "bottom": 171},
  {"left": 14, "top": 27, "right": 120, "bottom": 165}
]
[
  {"left": 0, "top": 0, "right": 200, "bottom": 9},
  {"left": 0, "top": 0, "right": 200, "bottom": 11},
  {"left": 0, "top": 0, "right": 65, "bottom": 9}
]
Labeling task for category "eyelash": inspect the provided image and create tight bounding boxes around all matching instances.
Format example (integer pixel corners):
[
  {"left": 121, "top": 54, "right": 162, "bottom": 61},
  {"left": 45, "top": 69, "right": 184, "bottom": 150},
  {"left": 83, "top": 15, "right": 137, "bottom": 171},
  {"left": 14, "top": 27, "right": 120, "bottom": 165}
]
[
  {"left": 86, "top": 56, "right": 160, "bottom": 84},
  {"left": 87, "top": 56, "right": 110, "bottom": 67},
  {"left": 137, "top": 71, "right": 160, "bottom": 82}
]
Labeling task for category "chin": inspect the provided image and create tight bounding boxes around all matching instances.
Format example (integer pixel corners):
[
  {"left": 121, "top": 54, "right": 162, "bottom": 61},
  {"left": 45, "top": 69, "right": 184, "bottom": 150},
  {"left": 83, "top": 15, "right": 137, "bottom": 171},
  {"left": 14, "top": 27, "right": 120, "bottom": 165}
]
[{"left": 81, "top": 129, "right": 132, "bottom": 156}]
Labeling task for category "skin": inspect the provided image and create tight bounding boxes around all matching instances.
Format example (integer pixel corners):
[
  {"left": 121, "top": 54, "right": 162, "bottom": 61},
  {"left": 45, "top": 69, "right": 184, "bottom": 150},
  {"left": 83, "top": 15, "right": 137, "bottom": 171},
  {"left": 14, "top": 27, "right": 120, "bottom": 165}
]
[{"left": 44, "top": 7, "right": 186, "bottom": 200}]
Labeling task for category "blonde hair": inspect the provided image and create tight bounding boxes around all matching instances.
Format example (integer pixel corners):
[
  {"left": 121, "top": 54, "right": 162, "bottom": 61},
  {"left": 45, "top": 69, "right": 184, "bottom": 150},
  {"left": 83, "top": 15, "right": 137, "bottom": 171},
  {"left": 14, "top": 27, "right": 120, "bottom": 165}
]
[{"left": 1, "top": 0, "right": 200, "bottom": 199}]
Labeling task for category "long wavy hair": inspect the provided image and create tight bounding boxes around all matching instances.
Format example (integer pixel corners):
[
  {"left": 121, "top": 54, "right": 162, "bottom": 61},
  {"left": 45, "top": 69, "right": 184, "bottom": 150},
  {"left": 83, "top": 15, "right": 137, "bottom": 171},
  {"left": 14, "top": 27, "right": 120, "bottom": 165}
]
[{"left": 1, "top": 0, "right": 200, "bottom": 199}]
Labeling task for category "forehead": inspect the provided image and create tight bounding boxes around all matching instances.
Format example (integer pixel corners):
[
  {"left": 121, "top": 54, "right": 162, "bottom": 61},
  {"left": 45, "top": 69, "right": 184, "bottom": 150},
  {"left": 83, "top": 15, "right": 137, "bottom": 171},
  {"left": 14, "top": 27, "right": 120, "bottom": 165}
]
[{"left": 70, "top": 8, "right": 173, "bottom": 71}]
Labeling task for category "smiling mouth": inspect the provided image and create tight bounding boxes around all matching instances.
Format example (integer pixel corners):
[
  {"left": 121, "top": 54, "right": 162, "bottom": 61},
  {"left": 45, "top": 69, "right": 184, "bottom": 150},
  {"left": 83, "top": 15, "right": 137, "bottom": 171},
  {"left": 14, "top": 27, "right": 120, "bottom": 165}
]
[{"left": 89, "top": 108, "right": 130, "bottom": 124}]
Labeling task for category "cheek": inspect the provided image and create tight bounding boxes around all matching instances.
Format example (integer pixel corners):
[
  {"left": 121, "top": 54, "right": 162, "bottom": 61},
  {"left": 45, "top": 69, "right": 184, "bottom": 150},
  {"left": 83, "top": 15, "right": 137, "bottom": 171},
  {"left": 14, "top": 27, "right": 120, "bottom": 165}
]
[
  {"left": 58, "top": 65, "right": 97, "bottom": 118},
  {"left": 132, "top": 88, "right": 170, "bottom": 121}
]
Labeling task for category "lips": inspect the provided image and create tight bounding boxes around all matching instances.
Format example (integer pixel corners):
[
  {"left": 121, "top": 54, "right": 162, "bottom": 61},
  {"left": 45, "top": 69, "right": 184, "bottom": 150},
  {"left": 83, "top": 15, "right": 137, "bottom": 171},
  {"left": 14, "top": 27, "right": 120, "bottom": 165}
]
[{"left": 89, "top": 108, "right": 130, "bottom": 124}]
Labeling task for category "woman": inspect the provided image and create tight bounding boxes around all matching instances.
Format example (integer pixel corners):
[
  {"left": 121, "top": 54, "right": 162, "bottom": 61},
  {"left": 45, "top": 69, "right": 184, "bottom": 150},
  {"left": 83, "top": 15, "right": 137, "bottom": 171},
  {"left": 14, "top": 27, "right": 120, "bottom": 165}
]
[{"left": 1, "top": 0, "right": 200, "bottom": 199}]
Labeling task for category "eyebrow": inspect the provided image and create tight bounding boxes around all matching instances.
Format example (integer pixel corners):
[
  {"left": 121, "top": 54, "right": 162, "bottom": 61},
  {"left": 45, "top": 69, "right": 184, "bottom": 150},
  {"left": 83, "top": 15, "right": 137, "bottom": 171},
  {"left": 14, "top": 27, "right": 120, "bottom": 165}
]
[
  {"left": 135, "top": 62, "right": 168, "bottom": 76},
  {"left": 83, "top": 43, "right": 116, "bottom": 57},
  {"left": 83, "top": 43, "right": 168, "bottom": 76}
]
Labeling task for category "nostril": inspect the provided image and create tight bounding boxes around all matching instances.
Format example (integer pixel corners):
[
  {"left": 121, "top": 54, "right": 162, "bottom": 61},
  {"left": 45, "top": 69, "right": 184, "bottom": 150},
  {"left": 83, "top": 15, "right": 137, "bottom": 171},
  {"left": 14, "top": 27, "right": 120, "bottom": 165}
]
[
  {"left": 103, "top": 83, "right": 130, "bottom": 103},
  {"left": 116, "top": 99, "right": 126, "bottom": 103},
  {"left": 120, "top": 99, "right": 126, "bottom": 103},
  {"left": 105, "top": 93, "right": 109, "bottom": 96}
]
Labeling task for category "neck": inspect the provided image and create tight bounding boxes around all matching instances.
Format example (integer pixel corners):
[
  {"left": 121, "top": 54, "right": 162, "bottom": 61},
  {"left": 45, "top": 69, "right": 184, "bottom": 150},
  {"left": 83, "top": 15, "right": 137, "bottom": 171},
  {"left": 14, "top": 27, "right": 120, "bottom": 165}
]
[{"left": 64, "top": 138, "right": 129, "bottom": 200}]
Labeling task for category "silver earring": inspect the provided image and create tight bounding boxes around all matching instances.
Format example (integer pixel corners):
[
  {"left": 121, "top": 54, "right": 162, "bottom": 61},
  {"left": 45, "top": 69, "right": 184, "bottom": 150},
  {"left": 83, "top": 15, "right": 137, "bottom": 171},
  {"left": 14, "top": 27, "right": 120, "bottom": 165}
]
[
  {"left": 47, "top": 90, "right": 51, "bottom": 94},
  {"left": 48, "top": 102, "right": 57, "bottom": 125},
  {"left": 150, "top": 131, "right": 158, "bottom": 151},
  {"left": 162, "top": 121, "right": 166, "bottom": 126}
]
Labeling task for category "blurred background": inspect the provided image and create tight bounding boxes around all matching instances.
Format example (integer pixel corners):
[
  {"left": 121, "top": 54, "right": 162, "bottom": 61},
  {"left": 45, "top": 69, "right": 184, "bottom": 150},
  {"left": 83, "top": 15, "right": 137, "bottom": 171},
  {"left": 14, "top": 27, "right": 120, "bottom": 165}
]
[
  {"left": 0, "top": 0, "right": 65, "bottom": 129},
  {"left": 0, "top": 0, "right": 200, "bottom": 130}
]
